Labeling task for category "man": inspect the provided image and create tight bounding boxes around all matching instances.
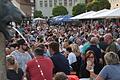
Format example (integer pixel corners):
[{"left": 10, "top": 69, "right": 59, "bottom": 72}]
[
  {"left": 104, "top": 33, "right": 119, "bottom": 53},
  {"left": 11, "top": 39, "right": 32, "bottom": 72},
  {"left": 86, "top": 37, "right": 103, "bottom": 75},
  {"left": 26, "top": 47, "right": 53, "bottom": 80},
  {"left": 48, "top": 41, "right": 70, "bottom": 75}
]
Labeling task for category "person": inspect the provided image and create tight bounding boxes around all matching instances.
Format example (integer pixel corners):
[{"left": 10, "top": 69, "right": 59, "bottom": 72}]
[
  {"left": 48, "top": 41, "right": 70, "bottom": 75},
  {"left": 104, "top": 33, "right": 119, "bottom": 53},
  {"left": 66, "top": 46, "right": 77, "bottom": 72},
  {"left": 11, "top": 39, "right": 32, "bottom": 72},
  {"left": 6, "top": 55, "right": 24, "bottom": 80},
  {"left": 26, "top": 47, "right": 54, "bottom": 80},
  {"left": 37, "top": 43, "right": 50, "bottom": 57},
  {"left": 85, "top": 37, "right": 103, "bottom": 75},
  {"left": 96, "top": 52, "right": 120, "bottom": 80},
  {"left": 53, "top": 72, "right": 68, "bottom": 80},
  {"left": 70, "top": 43, "right": 82, "bottom": 77}
]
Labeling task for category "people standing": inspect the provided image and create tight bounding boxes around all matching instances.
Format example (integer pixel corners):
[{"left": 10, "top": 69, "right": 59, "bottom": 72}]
[
  {"left": 48, "top": 41, "right": 70, "bottom": 75},
  {"left": 26, "top": 47, "right": 53, "bottom": 80}
]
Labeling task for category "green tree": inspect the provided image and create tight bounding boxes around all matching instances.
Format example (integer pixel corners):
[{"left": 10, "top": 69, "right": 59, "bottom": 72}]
[
  {"left": 86, "top": 0, "right": 111, "bottom": 11},
  {"left": 52, "top": 6, "right": 68, "bottom": 16},
  {"left": 34, "top": 10, "right": 43, "bottom": 18},
  {"left": 72, "top": 3, "right": 86, "bottom": 16}
]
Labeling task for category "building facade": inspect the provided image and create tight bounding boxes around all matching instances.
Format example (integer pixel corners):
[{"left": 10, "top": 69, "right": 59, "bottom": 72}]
[
  {"left": 35, "top": 0, "right": 85, "bottom": 17},
  {"left": 109, "top": 0, "right": 120, "bottom": 9},
  {"left": 12, "top": 0, "right": 33, "bottom": 17}
]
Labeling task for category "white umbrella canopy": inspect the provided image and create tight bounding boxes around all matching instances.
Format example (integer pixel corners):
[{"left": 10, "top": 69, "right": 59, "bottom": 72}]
[
  {"left": 70, "top": 11, "right": 95, "bottom": 19},
  {"left": 87, "top": 9, "right": 109, "bottom": 19},
  {"left": 93, "top": 8, "right": 120, "bottom": 18},
  {"left": 33, "top": 18, "right": 46, "bottom": 21}
]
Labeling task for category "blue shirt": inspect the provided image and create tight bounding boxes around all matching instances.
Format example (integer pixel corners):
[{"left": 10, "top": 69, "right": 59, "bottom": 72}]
[
  {"left": 98, "top": 64, "right": 120, "bottom": 80},
  {"left": 51, "top": 52, "right": 70, "bottom": 75},
  {"left": 11, "top": 50, "right": 32, "bottom": 72}
]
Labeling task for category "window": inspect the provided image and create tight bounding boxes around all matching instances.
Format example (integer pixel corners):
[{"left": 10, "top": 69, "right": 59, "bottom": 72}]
[
  {"left": 59, "top": 0, "right": 62, "bottom": 5},
  {"left": 44, "top": 0, "right": 48, "bottom": 7},
  {"left": 73, "top": 0, "right": 77, "bottom": 5},
  {"left": 64, "top": 0, "right": 67, "bottom": 6},
  {"left": 40, "top": 1, "right": 43, "bottom": 7},
  {"left": 54, "top": 0, "right": 57, "bottom": 6},
  {"left": 69, "top": 0, "right": 72, "bottom": 6},
  {"left": 49, "top": 0, "right": 52, "bottom": 7}
]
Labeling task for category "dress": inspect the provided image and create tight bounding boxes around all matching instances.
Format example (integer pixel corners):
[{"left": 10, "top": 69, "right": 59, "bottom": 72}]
[
  {"left": 26, "top": 56, "right": 53, "bottom": 80},
  {"left": 98, "top": 64, "right": 120, "bottom": 80}
]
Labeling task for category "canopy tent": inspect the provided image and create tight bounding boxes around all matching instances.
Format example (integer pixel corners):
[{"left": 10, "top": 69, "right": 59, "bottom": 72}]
[
  {"left": 33, "top": 18, "right": 46, "bottom": 21},
  {"left": 59, "top": 15, "right": 72, "bottom": 22},
  {"left": 70, "top": 11, "right": 95, "bottom": 19},
  {"left": 92, "top": 8, "right": 120, "bottom": 18},
  {"left": 82, "top": 9, "right": 109, "bottom": 19}
]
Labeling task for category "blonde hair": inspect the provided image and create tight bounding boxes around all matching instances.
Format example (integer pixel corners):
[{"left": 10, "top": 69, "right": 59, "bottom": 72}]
[
  {"left": 53, "top": 72, "right": 68, "bottom": 80},
  {"left": 70, "top": 43, "right": 81, "bottom": 57},
  {"left": 104, "top": 52, "right": 120, "bottom": 65}
]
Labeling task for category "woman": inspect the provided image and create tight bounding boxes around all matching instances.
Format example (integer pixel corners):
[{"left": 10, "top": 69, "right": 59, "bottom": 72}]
[
  {"left": 70, "top": 43, "right": 82, "bottom": 78},
  {"left": 6, "top": 55, "right": 24, "bottom": 80},
  {"left": 96, "top": 52, "right": 120, "bottom": 80},
  {"left": 66, "top": 46, "right": 77, "bottom": 71},
  {"left": 85, "top": 50, "right": 94, "bottom": 72}
]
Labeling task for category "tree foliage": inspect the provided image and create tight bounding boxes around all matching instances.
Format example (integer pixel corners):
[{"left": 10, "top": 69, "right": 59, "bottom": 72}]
[
  {"left": 72, "top": 3, "right": 86, "bottom": 16},
  {"left": 52, "top": 6, "right": 68, "bottom": 16},
  {"left": 86, "top": 0, "right": 111, "bottom": 11},
  {"left": 34, "top": 10, "right": 43, "bottom": 18}
]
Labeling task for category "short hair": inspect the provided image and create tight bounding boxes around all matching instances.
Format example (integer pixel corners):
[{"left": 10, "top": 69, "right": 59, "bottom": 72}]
[
  {"left": 103, "top": 33, "right": 113, "bottom": 39},
  {"left": 37, "top": 44, "right": 45, "bottom": 50},
  {"left": 16, "top": 38, "right": 25, "bottom": 46},
  {"left": 90, "top": 37, "right": 99, "bottom": 44},
  {"left": 104, "top": 52, "right": 120, "bottom": 65},
  {"left": 6, "top": 55, "right": 15, "bottom": 65},
  {"left": 48, "top": 41, "right": 59, "bottom": 52},
  {"left": 54, "top": 72, "right": 68, "bottom": 80},
  {"left": 34, "top": 48, "right": 44, "bottom": 56}
]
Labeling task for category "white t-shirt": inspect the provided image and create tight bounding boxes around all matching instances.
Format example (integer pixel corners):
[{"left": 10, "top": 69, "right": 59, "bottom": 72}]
[{"left": 67, "top": 52, "right": 77, "bottom": 65}]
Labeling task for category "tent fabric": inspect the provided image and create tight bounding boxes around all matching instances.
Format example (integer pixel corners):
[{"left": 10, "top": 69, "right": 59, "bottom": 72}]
[
  {"left": 70, "top": 8, "right": 120, "bottom": 19},
  {"left": 60, "top": 15, "right": 72, "bottom": 22},
  {"left": 70, "top": 11, "right": 95, "bottom": 19},
  {"left": 92, "top": 8, "right": 120, "bottom": 18},
  {"left": 33, "top": 18, "right": 46, "bottom": 21},
  {"left": 86, "top": 9, "right": 109, "bottom": 19}
]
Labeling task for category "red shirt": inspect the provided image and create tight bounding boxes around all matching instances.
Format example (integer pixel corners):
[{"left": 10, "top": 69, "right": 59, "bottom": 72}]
[{"left": 26, "top": 56, "right": 53, "bottom": 80}]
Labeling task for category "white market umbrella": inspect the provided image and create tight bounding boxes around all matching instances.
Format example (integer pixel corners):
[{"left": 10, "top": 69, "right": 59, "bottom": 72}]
[
  {"left": 86, "top": 9, "right": 109, "bottom": 19},
  {"left": 93, "top": 8, "right": 120, "bottom": 18},
  {"left": 70, "top": 11, "right": 95, "bottom": 19},
  {"left": 33, "top": 18, "right": 46, "bottom": 21}
]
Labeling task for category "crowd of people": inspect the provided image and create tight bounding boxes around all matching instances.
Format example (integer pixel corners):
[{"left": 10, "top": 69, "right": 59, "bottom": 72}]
[{"left": 5, "top": 20, "right": 120, "bottom": 80}]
